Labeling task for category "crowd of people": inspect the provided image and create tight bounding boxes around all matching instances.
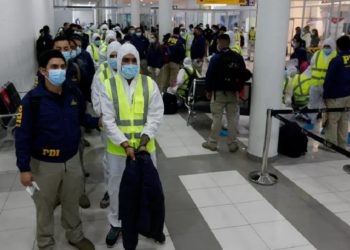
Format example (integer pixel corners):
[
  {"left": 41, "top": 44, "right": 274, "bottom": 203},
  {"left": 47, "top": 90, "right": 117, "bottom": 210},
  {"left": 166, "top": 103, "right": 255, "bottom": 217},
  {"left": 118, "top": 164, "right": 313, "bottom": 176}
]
[
  {"left": 21, "top": 20, "right": 253, "bottom": 250},
  {"left": 285, "top": 25, "right": 350, "bottom": 151},
  {"left": 15, "top": 18, "right": 350, "bottom": 250}
]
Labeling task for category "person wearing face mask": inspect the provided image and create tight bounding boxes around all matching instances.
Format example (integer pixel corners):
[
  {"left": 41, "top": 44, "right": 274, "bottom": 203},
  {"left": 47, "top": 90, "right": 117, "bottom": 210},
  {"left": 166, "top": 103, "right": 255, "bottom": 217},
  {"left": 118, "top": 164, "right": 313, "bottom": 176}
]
[
  {"left": 99, "top": 30, "right": 117, "bottom": 63},
  {"left": 290, "top": 37, "right": 308, "bottom": 70},
  {"left": 69, "top": 35, "right": 96, "bottom": 104},
  {"left": 322, "top": 35, "right": 350, "bottom": 150},
  {"left": 190, "top": 26, "right": 206, "bottom": 74},
  {"left": 162, "top": 27, "right": 186, "bottom": 91},
  {"left": 247, "top": 27, "right": 256, "bottom": 61},
  {"left": 15, "top": 50, "right": 100, "bottom": 250},
  {"left": 100, "top": 23, "right": 109, "bottom": 41},
  {"left": 123, "top": 26, "right": 136, "bottom": 43},
  {"left": 301, "top": 25, "right": 311, "bottom": 49},
  {"left": 100, "top": 43, "right": 164, "bottom": 248},
  {"left": 91, "top": 41, "right": 121, "bottom": 209},
  {"left": 308, "top": 37, "right": 337, "bottom": 127},
  {"left": 184, "top": 24, "right": 194, "bottom": 57},
  {"left": 167, "top": 57, "right": 200, "bottom": 100},
  {"left": 130, "top": 27, "right": 150, "bottom": 74},
  {"left": 310, "top": 29, "right": 320, "bottom": 48},
  {"left": 147, "top": 34, "right": 164, "bottom": 89},
  {"left": 209, "top": 25, "right": 224, "bottom": 56},
  {"left": 87, "top": 33, "right": 102, "bottom": 69}
]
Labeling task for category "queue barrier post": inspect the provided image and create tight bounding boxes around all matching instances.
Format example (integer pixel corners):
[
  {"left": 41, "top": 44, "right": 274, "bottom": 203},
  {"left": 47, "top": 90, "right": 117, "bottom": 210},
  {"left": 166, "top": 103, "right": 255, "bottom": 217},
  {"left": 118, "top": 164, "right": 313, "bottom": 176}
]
[{"left": 248, "top": 109, "right": 278, "bottom": 186}]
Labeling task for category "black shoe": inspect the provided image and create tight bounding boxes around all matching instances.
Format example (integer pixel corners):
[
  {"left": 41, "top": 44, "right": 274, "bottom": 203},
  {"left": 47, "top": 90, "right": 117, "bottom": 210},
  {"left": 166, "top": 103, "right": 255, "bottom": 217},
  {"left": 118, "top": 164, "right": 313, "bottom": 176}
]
[
  {"left": 105, "top": 226, "right": 122, "bottom": 248},
  {"left": 100, "top": 192, "right": 110, "bottom": 209},
  {"left": 154, "top": 232, "right": 166, "bottom": 244}
]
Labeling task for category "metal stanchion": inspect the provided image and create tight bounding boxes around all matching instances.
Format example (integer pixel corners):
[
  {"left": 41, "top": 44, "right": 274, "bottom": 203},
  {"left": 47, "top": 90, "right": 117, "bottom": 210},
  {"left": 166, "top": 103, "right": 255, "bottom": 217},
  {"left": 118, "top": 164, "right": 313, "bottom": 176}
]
[{"left": 249, "top": 109, "right": 278, "bottom": 185}]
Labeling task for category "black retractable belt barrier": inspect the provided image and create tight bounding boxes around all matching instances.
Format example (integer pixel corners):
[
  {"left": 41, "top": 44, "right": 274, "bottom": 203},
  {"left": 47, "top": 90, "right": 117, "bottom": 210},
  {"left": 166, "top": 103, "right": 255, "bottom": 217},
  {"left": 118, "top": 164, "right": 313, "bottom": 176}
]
[{"left": 249, "top": 107, "right": 350, "bottom": 186}]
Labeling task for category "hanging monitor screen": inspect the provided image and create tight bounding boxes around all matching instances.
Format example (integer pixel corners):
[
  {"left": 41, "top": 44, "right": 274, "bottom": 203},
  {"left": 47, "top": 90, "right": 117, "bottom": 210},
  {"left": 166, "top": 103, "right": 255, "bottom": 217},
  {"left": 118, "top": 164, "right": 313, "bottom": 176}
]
[{"left": 196, "top": 0, "right": 247, "bottom": 4}]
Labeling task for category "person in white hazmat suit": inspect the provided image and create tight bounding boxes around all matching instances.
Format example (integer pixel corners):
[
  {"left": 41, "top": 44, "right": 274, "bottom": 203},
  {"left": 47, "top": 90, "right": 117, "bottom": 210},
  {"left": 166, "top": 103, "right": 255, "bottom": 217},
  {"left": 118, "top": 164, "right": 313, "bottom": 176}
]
[
  {"left": 91, "top": 41, "right": 121, "bottom": 209},
  {"left": 308, "top": 37, "right": 337, "bottom": 126},
  {"left": 99, "top": 30, "right": 117, "bottom": 63},
  {"left": 100, "top": 43, "right": 164, "bottom": 248}
]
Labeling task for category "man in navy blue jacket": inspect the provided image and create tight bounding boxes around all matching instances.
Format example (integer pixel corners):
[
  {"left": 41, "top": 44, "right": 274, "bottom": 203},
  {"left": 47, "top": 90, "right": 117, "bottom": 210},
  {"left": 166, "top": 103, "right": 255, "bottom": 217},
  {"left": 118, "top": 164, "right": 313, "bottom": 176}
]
[
  {"left": 190, "top": 26, "right": 206, "bottom": 74},
  {"left": 161, "top": 27, "right": 186, "bottom": 90},
  {"left": 323, "top": 35, "right": 350, "bottom": 149},
  {"left": 15, "top": 50, "right": 99, "bottom": 250},
  {"left": 130, "top": 27, "right": 150, "bottom": 74}
]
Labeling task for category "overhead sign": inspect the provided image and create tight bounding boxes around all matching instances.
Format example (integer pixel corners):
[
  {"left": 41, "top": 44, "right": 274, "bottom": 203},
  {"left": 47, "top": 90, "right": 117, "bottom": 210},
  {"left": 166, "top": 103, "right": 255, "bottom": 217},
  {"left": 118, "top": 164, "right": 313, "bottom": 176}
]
[{"left": 196, "top": 0, "right": 247, "bottom": 4}]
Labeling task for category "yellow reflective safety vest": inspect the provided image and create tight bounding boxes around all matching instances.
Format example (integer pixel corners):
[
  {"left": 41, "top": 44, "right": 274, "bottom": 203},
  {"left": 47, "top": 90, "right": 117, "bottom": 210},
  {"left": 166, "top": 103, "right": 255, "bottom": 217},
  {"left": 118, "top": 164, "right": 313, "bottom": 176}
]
[
  {"left": 235, "top": 32, "right": 240, "bottom": 45},
  {"left": 103, "top": 74, "right": 156, "bottom": 156},
  {"left": 98, "top": 62, "right": 112, "bottom": 82},
  {"left": 88, "top": 43, "right": 100, "bottom": 62},
  {"left": 185, "top": 33, "right": 194, "bottom": 57},
  {"left": 249, "top": 30, "right": 256, "bottom": 41},
  {"left": 292, "top": 74, "right": 313, "bottom": 107},
  {"left": 311, "top": 50, "right": 337, "bottom": 86},
  {"left": 231, "top": 44, "right": 242, "bottom": 55},
  {"left": 177, "top": 66, "right": 199, "bottom": 97}
]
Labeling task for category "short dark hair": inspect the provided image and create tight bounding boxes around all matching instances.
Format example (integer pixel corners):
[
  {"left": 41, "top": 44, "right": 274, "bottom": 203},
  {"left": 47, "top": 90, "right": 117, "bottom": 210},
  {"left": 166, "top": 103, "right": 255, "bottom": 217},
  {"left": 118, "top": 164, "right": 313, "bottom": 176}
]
[
  {"left": 173, "top": 27, "right": 180, "bottom": 35},
  {"left": 219, "top": 26, "right": 227, "bottom": 32},
  {"left": 337, "top": 35, "right": 350, "bottom": 52},
  {"left": 38, "top": 50, "right": 65, "bottom": 68},
  {"left": 218, "top": 34, "right": 230, "bottom": 45},
  {"left": 43, "top": 25, "right": 50, "bottom": 34},
  {"left": 189, "top": 24, "right": 194, "bottom": 29},
  {"left": 53, "top": 36, "right": 69, "bottom": 45},
  {"left": 70, "top": 34, "right": 82, "bottom": 42}
]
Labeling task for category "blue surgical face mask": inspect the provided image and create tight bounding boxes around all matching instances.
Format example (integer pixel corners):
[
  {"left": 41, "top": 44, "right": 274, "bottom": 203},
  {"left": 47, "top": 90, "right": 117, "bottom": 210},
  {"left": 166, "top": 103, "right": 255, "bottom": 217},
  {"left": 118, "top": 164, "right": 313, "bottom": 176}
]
[
  {"left": 76, "top": 47, "right": 82, "bottom": 56},
  {"left": 324, "top": 47, "right": 332, "bottom": 56},
  {"left": 48, "top": 69, "right": 66, "bottom": 86},
  {"left": 62, "top": 51, "right": 72, "bottom": 61},
  {"left": 136, "top": 32, "right": 142, "bottom": 37},
  {"left": 121, "top": 64, "right": 138, "bottom": 80},
  {"left": 110, "top": 58, "right": 118, "bottom": 70},
  {"left": 71, "top": 50, "right": 77, "bottom": 59},
  {"left": 95, "top": 40, "right": 101, "bottom": 47}
]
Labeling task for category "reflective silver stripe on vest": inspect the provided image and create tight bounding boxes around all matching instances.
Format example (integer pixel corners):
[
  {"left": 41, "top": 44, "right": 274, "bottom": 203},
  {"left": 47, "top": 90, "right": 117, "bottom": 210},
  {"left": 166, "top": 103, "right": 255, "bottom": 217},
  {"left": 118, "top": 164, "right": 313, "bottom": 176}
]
[
  {"left": 124, "top": 133, "right": 142, "bottom": 140},
  {"left": 109, "top": 77, "right": 121, "bottom": 124},
  {"left": 293, "top": 75, "right": 309, "bottom": 96},
  {"left": 103, "top": 69, "right": 108, "bottom": 80},
  {"left": 141, "top": 75, "right": 149, "bottom": 124},
  {"left": 109, "top": 75, "right": 149, "bottom": 126}
]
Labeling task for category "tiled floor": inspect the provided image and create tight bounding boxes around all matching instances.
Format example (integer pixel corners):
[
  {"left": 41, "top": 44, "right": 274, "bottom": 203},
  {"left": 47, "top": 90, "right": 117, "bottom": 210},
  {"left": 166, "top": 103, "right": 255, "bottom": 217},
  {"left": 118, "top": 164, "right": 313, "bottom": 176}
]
[
  {"left": 2, "top": 110, "right": 350, "bottom": 249},
  {"left": 157, "top": 114, "right": 217, "bottom": 158},
  {"left": 275, "top": 160, "right": 350, "bottom": 228},
  {"left": 179, "top": 171, "right": 316, "bottom": 250}
]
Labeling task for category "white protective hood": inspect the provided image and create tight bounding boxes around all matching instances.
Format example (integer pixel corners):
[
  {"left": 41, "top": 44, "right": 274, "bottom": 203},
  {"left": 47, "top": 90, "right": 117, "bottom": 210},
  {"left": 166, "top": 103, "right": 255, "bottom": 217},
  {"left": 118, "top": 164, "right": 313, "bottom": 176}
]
[
  {"left": 105, "top": 30, "right": 116, "bottom": 44},
  {"left": 92, "top": 33, "right": 101, "bottom": 41},
  {"left": 323, "top": 37, "right": 336, "bottom": 51},
  {"left": 100, "top": 24, "right": 109, "bottom": 33},
  {"left": 107, "top": 41, "right": 121, "bottom": 64},
  {"left": 117, "top": 43, "right": 140, "bottom": 78},
  {"left": 183, "top": 57, "right": 192, "bottom": 68}
]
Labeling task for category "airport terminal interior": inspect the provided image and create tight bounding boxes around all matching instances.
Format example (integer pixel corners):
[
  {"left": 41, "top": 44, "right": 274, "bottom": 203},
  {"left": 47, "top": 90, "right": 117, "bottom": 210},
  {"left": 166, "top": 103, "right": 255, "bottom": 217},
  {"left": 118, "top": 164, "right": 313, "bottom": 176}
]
[{"left": 2, "top": 0, "right": 350, "bottom": 249}]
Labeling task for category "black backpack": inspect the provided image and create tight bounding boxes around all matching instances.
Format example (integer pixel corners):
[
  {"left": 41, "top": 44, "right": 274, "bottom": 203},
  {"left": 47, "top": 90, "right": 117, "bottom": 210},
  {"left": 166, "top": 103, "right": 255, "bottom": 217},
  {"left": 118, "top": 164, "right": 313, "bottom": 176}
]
[
  {"left": 162, "top": 92, "right": 177, "bottom": 115},
  {"left": 216, "top": 50, "right": 251, "bottom": 92},
  {"left": 278, "top": 122, "right": 308, "bottom": 158}
]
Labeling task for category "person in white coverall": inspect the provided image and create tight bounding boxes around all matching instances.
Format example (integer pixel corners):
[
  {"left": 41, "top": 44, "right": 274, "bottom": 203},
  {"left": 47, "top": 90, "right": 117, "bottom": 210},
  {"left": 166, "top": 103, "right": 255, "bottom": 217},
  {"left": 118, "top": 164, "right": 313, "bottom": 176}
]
[
  {"left": 100, "top": 43, "right": 164, "bottom": 248},
  {"left": 91, "top": 41, "right": 121, "bottom": 209},
  {"left": 308, "top": 37, "right": 337, "bottom": 125}
]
